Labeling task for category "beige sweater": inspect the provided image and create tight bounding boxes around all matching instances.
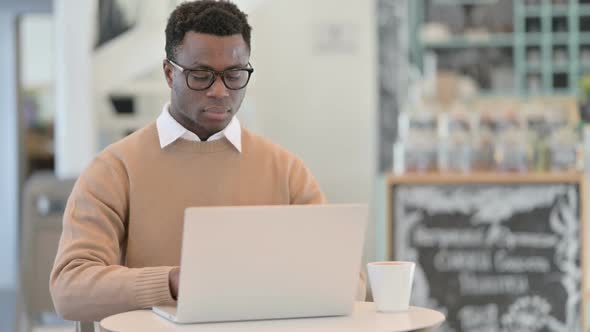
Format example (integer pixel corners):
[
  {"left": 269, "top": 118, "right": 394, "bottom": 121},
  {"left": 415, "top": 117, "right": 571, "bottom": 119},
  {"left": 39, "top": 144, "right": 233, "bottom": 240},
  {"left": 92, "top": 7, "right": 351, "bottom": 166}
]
[{"left": 50, "top": 123, "right": 366, "bottom": 322}]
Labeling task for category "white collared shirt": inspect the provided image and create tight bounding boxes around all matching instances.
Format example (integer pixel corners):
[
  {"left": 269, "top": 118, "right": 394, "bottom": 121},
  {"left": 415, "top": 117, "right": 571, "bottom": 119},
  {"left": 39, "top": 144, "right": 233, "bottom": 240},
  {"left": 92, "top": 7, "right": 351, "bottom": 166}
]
[{"left": 156, "top": 103, "right": 242, "bottom": 152}]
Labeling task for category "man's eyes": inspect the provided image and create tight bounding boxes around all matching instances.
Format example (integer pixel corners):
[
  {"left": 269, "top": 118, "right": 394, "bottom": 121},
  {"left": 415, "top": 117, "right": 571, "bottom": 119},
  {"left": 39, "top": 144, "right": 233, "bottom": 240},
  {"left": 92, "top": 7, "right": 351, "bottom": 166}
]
[{"left": 189, "top": 72, "right": 212, "bottom": 80}]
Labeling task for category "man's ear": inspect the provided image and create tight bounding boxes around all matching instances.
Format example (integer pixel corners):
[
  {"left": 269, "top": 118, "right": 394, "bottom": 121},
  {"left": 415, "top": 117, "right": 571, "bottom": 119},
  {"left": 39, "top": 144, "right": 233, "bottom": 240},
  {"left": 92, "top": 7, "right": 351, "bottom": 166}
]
[{"left": 163, "top": 59, "right": 173, "bottom": 89}]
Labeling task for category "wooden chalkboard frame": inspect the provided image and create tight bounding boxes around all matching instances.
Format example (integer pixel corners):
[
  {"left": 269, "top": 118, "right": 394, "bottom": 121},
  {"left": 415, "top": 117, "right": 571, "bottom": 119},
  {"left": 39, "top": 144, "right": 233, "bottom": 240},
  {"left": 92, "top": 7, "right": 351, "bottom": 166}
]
[{"left": 387, "top": 171, "right": 586, "bottom": 331}]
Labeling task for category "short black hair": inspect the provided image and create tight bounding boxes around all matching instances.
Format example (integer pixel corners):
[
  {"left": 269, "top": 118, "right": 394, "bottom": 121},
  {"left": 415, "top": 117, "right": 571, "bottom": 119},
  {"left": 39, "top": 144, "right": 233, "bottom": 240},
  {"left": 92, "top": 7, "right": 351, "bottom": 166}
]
[{"left": 165, "top": 0, "right": 252, "bottom": 61}]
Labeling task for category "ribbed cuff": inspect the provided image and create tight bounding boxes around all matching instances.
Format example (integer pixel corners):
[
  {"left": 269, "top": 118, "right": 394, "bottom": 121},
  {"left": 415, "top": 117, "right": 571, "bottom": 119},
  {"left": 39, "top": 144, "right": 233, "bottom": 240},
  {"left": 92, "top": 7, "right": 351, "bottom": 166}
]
[
  {"left": 357, "top": 271, "right": 367, "bottom": 301},
  {"left": 134, "top": 266, "right": 176, "bottom": 308}
]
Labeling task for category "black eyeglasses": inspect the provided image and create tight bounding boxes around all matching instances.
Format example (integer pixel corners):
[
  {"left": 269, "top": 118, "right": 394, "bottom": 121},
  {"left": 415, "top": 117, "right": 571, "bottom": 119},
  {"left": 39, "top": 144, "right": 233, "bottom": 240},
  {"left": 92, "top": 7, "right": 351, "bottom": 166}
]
[{"left": 167, "top": 59, "right": 254, "bottom": 91}]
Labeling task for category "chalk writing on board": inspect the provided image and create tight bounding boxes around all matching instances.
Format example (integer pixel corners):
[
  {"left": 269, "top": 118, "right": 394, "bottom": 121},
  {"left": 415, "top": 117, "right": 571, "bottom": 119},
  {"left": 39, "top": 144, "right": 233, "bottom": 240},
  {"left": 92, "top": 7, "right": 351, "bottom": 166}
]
[
  {"left": 394, "top": 184, "right": 580, "bottom": 332},
  {"left": 459, "top": 273, "right": 530, "bottom": 296},
  {"left": 434, "top": 250, "right": 492, "bottom": 272},
  {"left": 458, "top": 304, "right": 498, "bottom": 331}
]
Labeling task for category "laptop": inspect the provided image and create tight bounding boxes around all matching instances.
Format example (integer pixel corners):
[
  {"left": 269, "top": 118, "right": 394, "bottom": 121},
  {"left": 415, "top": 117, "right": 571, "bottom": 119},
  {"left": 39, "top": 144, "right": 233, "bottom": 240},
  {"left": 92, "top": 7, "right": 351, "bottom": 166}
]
[{"left": 153, "top": 204, "right": 368, "bottom": 324}]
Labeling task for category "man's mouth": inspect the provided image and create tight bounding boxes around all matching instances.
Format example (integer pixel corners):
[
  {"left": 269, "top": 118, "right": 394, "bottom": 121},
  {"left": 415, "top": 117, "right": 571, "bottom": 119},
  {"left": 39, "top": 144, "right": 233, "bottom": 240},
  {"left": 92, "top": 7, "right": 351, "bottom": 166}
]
[
  {"left": 204, "top": 105, "right": 231, "bottom": 113},
  {"left": 203, "top": 106, "right": 230, "bottom": 121}
]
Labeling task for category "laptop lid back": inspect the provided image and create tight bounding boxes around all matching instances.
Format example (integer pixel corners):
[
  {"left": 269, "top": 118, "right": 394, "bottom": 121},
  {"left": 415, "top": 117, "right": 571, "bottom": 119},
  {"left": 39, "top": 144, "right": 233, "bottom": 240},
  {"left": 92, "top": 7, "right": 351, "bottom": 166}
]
[{"left": 175, "top": 204, "right": 368, "bottom": 323}]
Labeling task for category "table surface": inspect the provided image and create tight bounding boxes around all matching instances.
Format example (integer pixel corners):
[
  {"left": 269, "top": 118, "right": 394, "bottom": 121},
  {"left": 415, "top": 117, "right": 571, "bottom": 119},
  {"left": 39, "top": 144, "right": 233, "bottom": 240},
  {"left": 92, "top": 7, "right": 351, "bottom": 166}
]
[{"left": 100, "top": 302, "right": 445, "bottom": 332}]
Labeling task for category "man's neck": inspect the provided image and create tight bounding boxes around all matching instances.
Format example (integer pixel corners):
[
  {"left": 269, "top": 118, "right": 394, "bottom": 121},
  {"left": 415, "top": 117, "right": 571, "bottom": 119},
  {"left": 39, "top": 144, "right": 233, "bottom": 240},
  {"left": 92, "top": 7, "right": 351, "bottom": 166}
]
[{"left": 195, "top": 131, "right": 214, "bottom": 141}]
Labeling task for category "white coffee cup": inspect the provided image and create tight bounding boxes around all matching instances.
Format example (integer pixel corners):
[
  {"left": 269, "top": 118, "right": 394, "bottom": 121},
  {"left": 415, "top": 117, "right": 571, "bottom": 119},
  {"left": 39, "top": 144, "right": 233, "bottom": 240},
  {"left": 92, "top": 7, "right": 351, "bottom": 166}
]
[{"left": 367, "top": 261, "right": 415, "bottom": 312}]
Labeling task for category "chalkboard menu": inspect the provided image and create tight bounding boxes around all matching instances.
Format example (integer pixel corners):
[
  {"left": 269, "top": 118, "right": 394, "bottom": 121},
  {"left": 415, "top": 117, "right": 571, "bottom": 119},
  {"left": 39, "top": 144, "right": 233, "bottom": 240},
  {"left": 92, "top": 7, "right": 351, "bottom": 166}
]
[{"left": 391, "top": 177, "right": 584, "bottom": 332}]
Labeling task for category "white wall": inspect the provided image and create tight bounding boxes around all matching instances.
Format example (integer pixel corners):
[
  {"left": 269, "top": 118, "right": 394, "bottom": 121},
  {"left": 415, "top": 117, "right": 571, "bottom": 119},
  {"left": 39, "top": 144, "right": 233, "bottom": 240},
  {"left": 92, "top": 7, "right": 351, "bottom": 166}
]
[
  {"left": 247, "top": 0, "right": 377, "bottom": 261},
  {"left": 20, "top": 15, "right": 54, "bottom": 88},
  {"left": 54, "top": 0, "right": 97, "bottom": 178},
  {"left": 248, "top": 0, "right": 376, "bottom": 203}
]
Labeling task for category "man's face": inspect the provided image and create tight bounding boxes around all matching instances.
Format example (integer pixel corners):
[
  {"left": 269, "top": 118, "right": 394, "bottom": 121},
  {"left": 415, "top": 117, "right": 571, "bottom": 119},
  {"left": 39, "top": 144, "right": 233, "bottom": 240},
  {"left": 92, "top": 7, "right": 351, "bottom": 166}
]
[{"left": 164, "top": 32, "right": 250, "bottom": 138}]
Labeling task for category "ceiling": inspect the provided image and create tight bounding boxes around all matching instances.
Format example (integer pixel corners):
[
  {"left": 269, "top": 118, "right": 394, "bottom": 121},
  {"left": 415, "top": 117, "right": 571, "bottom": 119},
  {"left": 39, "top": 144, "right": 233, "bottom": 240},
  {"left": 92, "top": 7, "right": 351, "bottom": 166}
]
[{"left": 0, "top": 0, "right": 51, "bottom": 13}]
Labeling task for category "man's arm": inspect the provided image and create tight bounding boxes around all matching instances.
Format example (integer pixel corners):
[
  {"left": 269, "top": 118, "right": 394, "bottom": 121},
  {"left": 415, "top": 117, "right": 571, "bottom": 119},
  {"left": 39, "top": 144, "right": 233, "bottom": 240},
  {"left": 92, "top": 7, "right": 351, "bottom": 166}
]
[
  {"left": 288, "top": 157, "right": 326, "bottom": 204},
  {"left": 50, "top": 153, "right": 176, "bottom": 322}
]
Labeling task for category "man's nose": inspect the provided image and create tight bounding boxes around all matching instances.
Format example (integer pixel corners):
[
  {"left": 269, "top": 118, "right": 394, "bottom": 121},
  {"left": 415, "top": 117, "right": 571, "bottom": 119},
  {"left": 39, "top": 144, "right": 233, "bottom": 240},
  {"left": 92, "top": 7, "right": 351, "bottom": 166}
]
[{"left": 206, "top": 75, "right": 229, "bottom": 98}]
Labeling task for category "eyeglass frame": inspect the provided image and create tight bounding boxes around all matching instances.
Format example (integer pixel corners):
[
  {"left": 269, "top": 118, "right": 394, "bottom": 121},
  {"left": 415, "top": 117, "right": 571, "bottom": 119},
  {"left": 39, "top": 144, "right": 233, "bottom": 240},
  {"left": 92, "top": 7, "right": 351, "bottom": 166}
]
[{"left": 166, "top": 58, "right": 254, "bottom": 91}]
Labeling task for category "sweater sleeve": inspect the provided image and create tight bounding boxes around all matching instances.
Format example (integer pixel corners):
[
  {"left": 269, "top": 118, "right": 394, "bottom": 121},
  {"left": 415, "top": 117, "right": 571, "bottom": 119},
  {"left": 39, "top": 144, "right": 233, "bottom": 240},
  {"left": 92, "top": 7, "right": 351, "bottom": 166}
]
[
  {"left": 50, "top": 152, "right": 176, "bottom": 322},
  {"left": 288, "top": 157, "right": 326, "bottom": 204}
]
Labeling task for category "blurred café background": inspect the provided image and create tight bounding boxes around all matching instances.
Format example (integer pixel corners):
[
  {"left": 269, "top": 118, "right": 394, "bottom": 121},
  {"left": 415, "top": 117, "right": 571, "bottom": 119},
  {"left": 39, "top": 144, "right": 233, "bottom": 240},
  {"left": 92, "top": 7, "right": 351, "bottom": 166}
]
[{"left": 3, "top": 0, "right": 590, "bottom": 331}]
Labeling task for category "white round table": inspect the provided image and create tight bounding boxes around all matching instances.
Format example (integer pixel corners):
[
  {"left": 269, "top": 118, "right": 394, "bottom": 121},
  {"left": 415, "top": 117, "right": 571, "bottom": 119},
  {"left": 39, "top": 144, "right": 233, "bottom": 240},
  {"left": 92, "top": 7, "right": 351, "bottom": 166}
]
[{"left": 100, "top": 302, "right": 445, "bottom": 332}]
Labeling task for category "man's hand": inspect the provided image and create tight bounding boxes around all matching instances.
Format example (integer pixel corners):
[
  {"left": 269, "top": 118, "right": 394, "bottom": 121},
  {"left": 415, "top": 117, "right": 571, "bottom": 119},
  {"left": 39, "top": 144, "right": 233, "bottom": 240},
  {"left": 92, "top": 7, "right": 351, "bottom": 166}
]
[{"left": 169, "top": 267, "right": 180, "bottom": 300}]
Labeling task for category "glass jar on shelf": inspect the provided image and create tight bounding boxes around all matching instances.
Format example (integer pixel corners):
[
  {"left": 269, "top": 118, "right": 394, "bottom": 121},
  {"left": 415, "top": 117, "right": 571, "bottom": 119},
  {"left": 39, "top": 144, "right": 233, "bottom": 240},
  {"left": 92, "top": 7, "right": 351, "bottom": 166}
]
[
  {"left": 543, "top": 110, "right": 580, "bottom": 171},
  {"left": 402, "top": 111, "right": 438, "bottom": 173},
  {"left": 494, "top": 109, "right": 531, "bottom": 173},
  {"left": 547, "top": 127, "right": 580, "bottom": 172},
  {"left": 438, "top": 111, "right": 474, "bottom": 173}
]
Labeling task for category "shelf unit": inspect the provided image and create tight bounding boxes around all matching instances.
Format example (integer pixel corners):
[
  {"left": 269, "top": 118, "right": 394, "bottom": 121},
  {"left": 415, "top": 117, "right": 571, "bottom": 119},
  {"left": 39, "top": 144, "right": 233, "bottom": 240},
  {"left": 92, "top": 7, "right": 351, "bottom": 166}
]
[{"left": 410, "top": 0, "right": 590, "bottom": 96}]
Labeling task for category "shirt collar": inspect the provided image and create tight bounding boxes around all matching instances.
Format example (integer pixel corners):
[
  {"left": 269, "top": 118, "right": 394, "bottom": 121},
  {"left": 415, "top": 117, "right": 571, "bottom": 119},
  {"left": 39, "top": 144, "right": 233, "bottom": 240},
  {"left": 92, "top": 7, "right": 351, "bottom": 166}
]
[{"left": 156, "top": 103, "right": 242, "bottom": 152}]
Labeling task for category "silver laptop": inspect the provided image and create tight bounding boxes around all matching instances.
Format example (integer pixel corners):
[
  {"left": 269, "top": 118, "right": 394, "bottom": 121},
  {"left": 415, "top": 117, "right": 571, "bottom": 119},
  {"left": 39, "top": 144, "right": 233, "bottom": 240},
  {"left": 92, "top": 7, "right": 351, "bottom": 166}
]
[{"left": 153, "top": 204, "right": 368, "bottom": 324}]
